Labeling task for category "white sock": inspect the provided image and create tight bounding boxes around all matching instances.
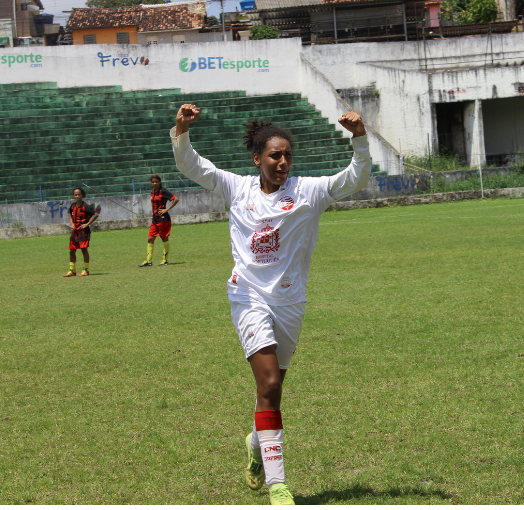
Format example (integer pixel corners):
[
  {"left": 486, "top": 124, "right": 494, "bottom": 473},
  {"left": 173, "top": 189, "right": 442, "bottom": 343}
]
[
  {"left": 255, "top": 410, "right": 285, "bottom": 485},
  {"left": 258, "top": 428, "right": 285, "bottom": 485}
]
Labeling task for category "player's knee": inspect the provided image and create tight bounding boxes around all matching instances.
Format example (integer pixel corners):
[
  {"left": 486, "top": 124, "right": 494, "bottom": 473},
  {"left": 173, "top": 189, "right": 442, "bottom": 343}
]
[{"left": 258, "top": 376, "right": 282, "bottom": 401}]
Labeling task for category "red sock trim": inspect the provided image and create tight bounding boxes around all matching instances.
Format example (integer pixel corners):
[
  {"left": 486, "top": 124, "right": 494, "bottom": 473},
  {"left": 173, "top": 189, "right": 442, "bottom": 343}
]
[{"left": 255, "top": 410, "right": 283, "bottom": 431}]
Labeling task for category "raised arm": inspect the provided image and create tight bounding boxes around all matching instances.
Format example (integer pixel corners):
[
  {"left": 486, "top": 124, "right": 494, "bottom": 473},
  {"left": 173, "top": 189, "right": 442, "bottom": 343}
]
[
  {"left": 170, "top": 103, "right": 242, "bottom": 200},
  {"left": 328, "top": 111, "right": 371, "bottom": 200},
  {"left": 338, "top": 111, "right": 367, "bottom": 138},
  {"left": 176, "top": 104, "right": 201, "bottom": 137}
]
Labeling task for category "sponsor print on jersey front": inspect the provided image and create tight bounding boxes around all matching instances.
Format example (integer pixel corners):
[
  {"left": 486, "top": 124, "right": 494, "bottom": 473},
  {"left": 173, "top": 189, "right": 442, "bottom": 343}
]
[
  {"left": 250, "top": 223, "right": 280, "bottom": 265},
  {"left": 248, "top": 195, "right": 295, "bottom": 265}
]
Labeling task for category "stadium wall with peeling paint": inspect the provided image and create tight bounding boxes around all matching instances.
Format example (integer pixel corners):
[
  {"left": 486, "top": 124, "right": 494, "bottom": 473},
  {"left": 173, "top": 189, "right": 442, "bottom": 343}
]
[{"left": 0, "top": 188, "right": 225, "bottom": 230}]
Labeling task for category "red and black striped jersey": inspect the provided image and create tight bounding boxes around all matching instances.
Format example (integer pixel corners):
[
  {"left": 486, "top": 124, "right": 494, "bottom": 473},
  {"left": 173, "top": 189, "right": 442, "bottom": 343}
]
[
  {"left": 151, "top": 188, "right": 177, "bottom": 224},
  {"left": 69, "top": 202, "right": 96, "bottom": 242}
]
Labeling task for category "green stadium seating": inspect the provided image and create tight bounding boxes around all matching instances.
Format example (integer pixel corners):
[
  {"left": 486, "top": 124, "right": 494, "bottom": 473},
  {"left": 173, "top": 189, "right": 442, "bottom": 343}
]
[{"left": 0, "top": 82, "right": 372, "bottom": 204}]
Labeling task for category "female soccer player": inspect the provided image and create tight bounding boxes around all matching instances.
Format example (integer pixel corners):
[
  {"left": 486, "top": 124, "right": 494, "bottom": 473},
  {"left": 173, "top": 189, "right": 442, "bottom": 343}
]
[
  {"left": 171, "top": 104, "right": 370, "bottom": 505},
  {"left": 138, "top": 174, "right": 179, "bottom": 267},
  {"left": 64, "top": 187, "right": 99, "bottom": 277}
]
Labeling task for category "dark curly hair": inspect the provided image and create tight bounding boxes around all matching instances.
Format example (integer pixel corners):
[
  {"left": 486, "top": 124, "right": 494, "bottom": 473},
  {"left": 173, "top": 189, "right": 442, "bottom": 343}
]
[
  {"left": 242, "top": 120, "right": 293, "bottom": 155},
  {"left": 73, "top": 187, "right": 86, "bottom": 197}
]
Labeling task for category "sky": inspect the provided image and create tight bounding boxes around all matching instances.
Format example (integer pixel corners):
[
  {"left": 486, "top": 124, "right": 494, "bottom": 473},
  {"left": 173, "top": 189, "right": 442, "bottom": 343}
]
[{"left": 44, "top": 0, "right": 242, "bottom": 28}]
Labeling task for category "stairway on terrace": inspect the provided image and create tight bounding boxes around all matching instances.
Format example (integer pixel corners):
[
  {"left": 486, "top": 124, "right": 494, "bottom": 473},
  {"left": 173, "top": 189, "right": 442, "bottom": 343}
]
[{"left": 0, "top": 82, "right": 369, "bottom": 204}]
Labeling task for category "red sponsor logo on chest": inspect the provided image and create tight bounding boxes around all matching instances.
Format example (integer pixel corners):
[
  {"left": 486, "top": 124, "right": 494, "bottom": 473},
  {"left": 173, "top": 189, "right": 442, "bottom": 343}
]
[{"left": 278, "top": 196, "right": 294, "bottom": 211}]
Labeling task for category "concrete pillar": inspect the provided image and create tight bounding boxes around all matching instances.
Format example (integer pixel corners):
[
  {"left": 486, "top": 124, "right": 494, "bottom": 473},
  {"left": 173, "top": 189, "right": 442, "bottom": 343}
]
[{"left": 463, "top": 99, "right": 486, "bottom": 168}]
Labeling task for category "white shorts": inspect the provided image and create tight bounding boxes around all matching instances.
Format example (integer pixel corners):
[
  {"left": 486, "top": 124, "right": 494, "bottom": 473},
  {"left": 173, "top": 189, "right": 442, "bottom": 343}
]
[{"left": 229, "top": 295, "right": 306, "bottom": 370}]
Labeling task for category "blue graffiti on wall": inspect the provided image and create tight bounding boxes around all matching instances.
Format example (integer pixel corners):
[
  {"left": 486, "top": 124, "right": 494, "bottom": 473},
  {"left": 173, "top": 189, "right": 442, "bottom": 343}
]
[
  {"left": 376, "top": 176, "right": 423, "bottom": 192},
  {"left": 98, "top": 52, "right": 149, "bottom": 67},
  {"left": 47, "top": 202, "right": 101, "bottom": 218}
]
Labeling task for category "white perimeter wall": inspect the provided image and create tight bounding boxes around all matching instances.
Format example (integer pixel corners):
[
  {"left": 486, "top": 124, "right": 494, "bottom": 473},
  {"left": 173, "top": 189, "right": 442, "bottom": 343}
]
[
  {"left": 302, "top": 31, "right": 524, "bottom": 89},
  {"left": 0, "top": 38, "right": 301, "bottom": 95}
]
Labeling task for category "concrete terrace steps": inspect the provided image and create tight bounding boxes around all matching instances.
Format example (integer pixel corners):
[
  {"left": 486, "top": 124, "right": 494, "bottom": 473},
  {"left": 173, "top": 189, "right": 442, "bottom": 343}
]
[
  {"left": 0, "top": 88, "right": 248, "bottom": 106},
  {"left": 1, "top": 125, "right": 348, "bottom": 164},
  {"left": 1, "top": 149, "right": 353, "bottom": 180},
  {"left": 0, "top": 81, "right": 59, "bottom": 92},
  {"left": 0, "top": 100, "right": 312, "bottom": 124},
  {"left": 0, "top": 101, "right": 316, "bottom": 125},
  {"left": 3, "top": 133, "right": 349, "bottom": 155},
  {"left": 0, "top": 158, "right": 354, "bottom": 187},
  {"left": 0, "top": 84, "right": 361, "bottom": 199},
  {"left": 0, "top": 99, "right": 313, "bottom": 121},
  {"left": 0, "top": 146, "right": 354, "bottom": 177},
  {"left": 2, "top": 137, "right": 352, "bottom": 163},
  {"left": 0, "top": 88, "right": 245, "bottom": 109},
  {"left": 0, "top": 92, "right": 302, "bottom": 111},
  {"left": 1, "top": 133, "right": 352, "bottom": 161},
  {"left": 0, "top": 115, "right": 332, "bottom": 138},
  {"left": 0, "top": 108, "right": 321, "bottom": 132},
  {"left": 0, "top": 90, "right": 292, "bottom": 115},
  {"left": 0, "top": 88, "right": 182, "bottom": 106},
  {"left": 0, "top": 119, "right": 338, "bottom": 147},
  {"left": 1, "top": 128, "right": 349, "bottom": 167}
]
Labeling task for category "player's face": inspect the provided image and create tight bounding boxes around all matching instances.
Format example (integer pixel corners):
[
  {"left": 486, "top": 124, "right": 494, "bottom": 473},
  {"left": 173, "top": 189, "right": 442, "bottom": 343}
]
[
  {"left": 151, "top": 178, "right": 161, "bottom": 191},
  {"left": 255, "top": 137, "right": 293, "bottom": 194},
  {"left": 73, "top": 190, "right": 83, "bottom": 202}
]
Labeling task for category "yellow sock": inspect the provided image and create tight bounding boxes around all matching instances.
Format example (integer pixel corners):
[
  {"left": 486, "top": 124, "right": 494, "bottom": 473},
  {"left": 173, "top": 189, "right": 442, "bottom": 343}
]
[
  {"left": 147, "top": 243, "right": 154, "bottom": 263},
  {"left": 69, "top": 262, "right": 75, "bottom": 272},
  {"left": 162, "top": 240, "right": 170, "bottom": 262},
  {"left": 83, "top": 263, "right": 89, "bottom": 272}
]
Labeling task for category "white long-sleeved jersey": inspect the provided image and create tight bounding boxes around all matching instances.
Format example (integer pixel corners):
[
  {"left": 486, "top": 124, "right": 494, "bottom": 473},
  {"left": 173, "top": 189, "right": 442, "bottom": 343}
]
[{"left": 171, "top": 129, "right": 371, "bottom": 306}]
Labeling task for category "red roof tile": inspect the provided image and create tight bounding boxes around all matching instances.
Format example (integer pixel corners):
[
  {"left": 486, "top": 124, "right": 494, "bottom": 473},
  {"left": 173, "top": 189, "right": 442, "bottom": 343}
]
[
  {"left": 139, "top": 3, "right": 206, "bottom": 31},
  {"left": 66, "top": 2, "right": 206, "bottom": 32}
]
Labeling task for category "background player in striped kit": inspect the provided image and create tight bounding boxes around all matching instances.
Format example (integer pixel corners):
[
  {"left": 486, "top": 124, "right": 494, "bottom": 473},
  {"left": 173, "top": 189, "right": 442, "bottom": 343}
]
[
  {"left": 138, "top": 175, "right": 179, "bottom": 267},
  {"left": 172, "top": 104, "right": 370, "bottom": 505},
  {"left": 64, "top": 187, "right": 99, "bottom": 277}
]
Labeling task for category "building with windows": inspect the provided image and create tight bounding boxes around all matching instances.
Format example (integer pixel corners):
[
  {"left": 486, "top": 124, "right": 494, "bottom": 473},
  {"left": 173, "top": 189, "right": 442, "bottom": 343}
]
[
  {"left": 66, "top": 1, "right": 207, "bottom": 45},
  {"left": 0, "top": 0, "right": 43, "bottom": 46}
]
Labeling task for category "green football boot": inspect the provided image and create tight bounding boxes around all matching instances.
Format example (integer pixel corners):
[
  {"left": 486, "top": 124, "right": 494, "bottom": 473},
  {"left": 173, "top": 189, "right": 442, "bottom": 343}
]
[
  {"left": 269, "top": 483, "right": 295, "bottom": 505},
  {"left": 245, "top": 433, "right": 264, "bottom": 491}
]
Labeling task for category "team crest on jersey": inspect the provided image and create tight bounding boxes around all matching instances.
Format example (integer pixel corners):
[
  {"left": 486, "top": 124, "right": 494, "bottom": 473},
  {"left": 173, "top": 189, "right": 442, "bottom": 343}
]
[
  {"left": 280, "top": 276, "right": 292, "bottom": 288},
  {"left": 248, "top": 330, "right": 255, "bottom": 337},
  {"left": 232, "top": 274, "right": 238, "bottom": 284},
  {"left": 246, "top": 203, "right": 254, "bottom": 211},
  {"left": 278, "top": 196, "right": 294, "bottom": 211},
  {"left": 251, "top": 224, "right": 280, "bottom": 254}
]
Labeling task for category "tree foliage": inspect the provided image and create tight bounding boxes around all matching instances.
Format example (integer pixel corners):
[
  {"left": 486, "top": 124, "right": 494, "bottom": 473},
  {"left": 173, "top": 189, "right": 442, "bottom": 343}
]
[
  {"left": 457, "top": 0, "right": 499, "bottom": 24},
  {"left": 249, "top": 25, "right": 278, "bottom": 39},
  {"left": 441, "top": 0, "right": 498, "bottom": 23},
  {"left": 206, "top": 15, "right": 219, "bottom": 25}
]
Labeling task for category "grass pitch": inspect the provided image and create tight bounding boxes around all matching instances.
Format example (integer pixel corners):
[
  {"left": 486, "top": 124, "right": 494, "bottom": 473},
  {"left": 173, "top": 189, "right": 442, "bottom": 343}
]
[{"left": 1, "top": 198, "right": 524, "bottom": 504}]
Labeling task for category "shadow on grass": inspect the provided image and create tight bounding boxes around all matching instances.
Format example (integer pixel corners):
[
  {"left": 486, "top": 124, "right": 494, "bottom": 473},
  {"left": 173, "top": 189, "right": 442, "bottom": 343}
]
[{"left": 294, "top": 481, "right": 454, "bottom": 505}]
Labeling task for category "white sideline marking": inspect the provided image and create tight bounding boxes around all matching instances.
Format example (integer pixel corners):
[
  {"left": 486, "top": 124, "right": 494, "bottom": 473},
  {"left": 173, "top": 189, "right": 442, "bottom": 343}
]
[{"left": 321, "top": 213, "right": 416, "bottom": 225}]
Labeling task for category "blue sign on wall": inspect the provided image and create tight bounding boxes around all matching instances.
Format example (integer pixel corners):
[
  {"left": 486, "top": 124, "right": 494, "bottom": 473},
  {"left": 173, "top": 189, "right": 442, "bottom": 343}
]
[{"left": 240, "top": 0, "right": 256, "bottom": 10}]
